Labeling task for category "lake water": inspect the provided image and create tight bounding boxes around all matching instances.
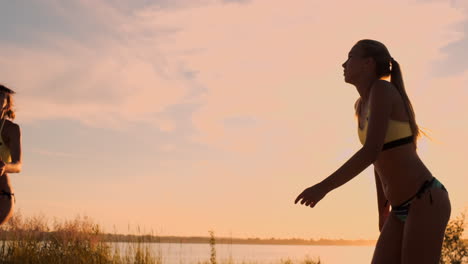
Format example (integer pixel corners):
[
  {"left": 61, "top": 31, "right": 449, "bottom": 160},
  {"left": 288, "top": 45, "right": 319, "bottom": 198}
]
[{"left": 114, "top": 243, "right": 375, "bottom": 264}]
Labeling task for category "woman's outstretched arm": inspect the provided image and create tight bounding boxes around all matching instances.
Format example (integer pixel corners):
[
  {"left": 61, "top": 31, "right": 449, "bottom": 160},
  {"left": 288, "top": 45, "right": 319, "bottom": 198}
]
[
  {"left": 319, "top": 147, "right": 375, "bottom": 192},
  {"left": 295, "top": 147, "right": 375, "bottom": 207},
  {"left": 321, "top": 81, "right": 395, "bottom": 192},
  {"left": 295, "top": 81, "right": 394, "bottom": 207}
]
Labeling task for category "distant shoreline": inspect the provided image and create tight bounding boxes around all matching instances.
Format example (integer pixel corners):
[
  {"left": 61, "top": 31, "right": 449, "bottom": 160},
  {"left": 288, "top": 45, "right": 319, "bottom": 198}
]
[
  {"left": 4, "top": 231, "right": 466, "bottom": 247},
  {"left": 101, "top": 234, "right": 378, "bottom": 246},
  {"left": 101, "top": 234, "right": 468, "bottom": 246}
]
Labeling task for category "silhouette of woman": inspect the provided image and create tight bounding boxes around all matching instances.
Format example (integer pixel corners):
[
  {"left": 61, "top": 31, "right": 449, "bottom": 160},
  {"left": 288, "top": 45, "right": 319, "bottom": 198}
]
[
  {"left": 0, "top": 84, "right": 22, "bottom": 225},
  {"left": 294, "top": 39, "right": 451, "bottom": 263}
]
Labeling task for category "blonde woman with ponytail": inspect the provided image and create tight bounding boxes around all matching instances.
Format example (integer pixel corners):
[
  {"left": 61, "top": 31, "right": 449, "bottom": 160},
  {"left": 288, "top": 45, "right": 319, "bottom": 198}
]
[
  {"left": 294, "top": 40, "right": 450, "bottom": 263},
  {"left": 0, "top": 84, "right": 22, "bottom": 225}
]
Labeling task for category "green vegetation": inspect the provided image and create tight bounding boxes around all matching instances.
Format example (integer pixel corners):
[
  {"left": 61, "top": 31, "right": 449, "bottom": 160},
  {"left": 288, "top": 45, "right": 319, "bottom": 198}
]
[
  {"left": 440, "top": 212, "right": 467, "bottom": 264},
  {"left": 0, "top": 213, "right": 323, "bottom": 264},
  {"left": 2, "top": 211, "right": 465, "bottom": 264},
  {"left": 209, "top": 230, "right": 217, "bottom": 264},
  {"left": 0, "top": 212, "right": 160, "bottom": 264}
]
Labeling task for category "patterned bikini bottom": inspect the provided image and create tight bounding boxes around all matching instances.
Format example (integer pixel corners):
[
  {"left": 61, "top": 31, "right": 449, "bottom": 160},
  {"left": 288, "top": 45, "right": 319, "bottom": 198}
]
[{"left": 389, "top": 177, "right": 447, "bottom": 222}]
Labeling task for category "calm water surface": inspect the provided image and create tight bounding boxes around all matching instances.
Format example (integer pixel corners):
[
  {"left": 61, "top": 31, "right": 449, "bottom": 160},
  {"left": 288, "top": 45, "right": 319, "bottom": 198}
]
[{"left": 114, "top": 243, "right": 375, "bottom": 264}]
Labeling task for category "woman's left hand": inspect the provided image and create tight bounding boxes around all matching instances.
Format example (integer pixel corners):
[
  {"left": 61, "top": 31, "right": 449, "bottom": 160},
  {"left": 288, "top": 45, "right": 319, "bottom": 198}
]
[{"left": 294, "top": 183, "right": 328, "bottom": 208}]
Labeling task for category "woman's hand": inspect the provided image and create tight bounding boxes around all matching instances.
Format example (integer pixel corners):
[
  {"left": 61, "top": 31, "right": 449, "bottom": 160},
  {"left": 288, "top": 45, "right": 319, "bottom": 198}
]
[{"left": 294, "top": 183, "right": 328, "bottom": 208}]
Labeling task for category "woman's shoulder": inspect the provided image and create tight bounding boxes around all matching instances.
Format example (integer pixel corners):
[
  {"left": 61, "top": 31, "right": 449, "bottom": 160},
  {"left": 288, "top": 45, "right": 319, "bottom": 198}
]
[
  {"left": 3, "top": 119, "right": 20, "bottom": 132},
  {"left": 371, "top": 80, "right": 400, "bottom": 100},
  {"left": 373, "top": 79, "right": 395, "bottom": 89},
  {"left": 375, "top": 79, "right": 400, "bottom": 94}
]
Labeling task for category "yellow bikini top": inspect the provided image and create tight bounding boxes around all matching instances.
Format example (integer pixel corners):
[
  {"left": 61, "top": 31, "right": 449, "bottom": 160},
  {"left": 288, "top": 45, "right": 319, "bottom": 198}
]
[
  {"left": 358, "top": 108, "right": 413, "bottom": 146},
  {"left": 0, "top": 119, "right": 12, "bottom": 163}
]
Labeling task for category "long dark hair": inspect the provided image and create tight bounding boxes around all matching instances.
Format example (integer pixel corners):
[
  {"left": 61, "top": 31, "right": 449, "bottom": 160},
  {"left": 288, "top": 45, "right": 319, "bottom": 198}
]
[
  {"left": 0, "top": 84, "right": 16, "bottom": 120},
  {"left": 353, "top": 39, "right": 427, "bottom": 149}
]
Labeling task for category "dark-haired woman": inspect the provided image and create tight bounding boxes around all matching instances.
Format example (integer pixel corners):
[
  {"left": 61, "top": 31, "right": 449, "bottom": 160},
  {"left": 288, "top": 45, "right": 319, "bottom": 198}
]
[
  {"left": 0, "top": 84, "right": 22, "bottom": 225},
  {"left": 294, "top": 40, "right": 451, "bottom": 263}
]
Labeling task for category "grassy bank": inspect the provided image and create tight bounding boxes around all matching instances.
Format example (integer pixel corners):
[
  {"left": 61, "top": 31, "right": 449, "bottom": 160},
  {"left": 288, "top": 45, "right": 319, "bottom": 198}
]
[
  {"left": 0, "top": 211, "right": 465, "bottom": 264},
  {"left": 0, "top": 212, "right": 159, "bottom": 264},
  {"left": 0, "top": 212, "right": 322, "bottom": 264}
]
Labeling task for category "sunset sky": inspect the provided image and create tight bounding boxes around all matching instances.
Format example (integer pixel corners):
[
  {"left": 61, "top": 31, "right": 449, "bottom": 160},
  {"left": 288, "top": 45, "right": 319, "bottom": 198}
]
[{"left": 1, "top": 0, "right": 467, "bottom": 240}]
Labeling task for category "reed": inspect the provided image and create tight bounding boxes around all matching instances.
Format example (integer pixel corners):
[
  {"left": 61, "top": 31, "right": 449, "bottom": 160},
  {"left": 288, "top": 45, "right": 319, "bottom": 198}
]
[
  {"left": 197, "top": 231, "right": 321, "bottom": 264},
  {"left": 0, "top": 212, "right": 160, "bottom": 264},
  {"left": 2, "top": 209, "right": 464, "bottom": 264},
  {"left": 0, "top": 212, "right": 324, "bottom": 264}
]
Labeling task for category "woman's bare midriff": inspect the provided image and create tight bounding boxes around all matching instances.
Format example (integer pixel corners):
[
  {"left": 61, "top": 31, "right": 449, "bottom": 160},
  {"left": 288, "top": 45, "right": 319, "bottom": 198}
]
[
  {"left": 374, "top": 144, "right": 433, "bottom": 206},
  {"left": 358, "top": 82, "right": 433, "bottom": 206}
]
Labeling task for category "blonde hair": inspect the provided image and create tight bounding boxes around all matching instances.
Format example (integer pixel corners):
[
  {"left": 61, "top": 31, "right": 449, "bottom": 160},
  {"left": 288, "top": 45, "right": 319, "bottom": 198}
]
[
  {"left": 352, "top": 39, "right": 428, "bottom": 149},
  {"left": 0, "top": 84, "right": 16, "bottom": 120}
]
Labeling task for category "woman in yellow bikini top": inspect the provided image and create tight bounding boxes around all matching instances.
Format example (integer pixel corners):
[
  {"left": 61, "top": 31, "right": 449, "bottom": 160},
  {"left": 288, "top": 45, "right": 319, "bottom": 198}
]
[
  {"left": 0, "top": 119, "right": 12, "bottom": 163},
  {"left": 295, "top": 39, "right": 451, "bottom": 263},
  {"left": 0, "top": 84, "right": 22, "bottom": 226},
  {"left": 357, "top": 103, "right": 413, "bottom": 151}
]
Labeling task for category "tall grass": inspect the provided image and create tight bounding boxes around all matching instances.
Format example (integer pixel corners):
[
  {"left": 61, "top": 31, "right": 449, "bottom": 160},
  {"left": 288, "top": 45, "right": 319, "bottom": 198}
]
[
  {"left": 0, "top": 212, "right": 160, "bottom": 264},
  {"left": 0, "top": 213, "right": 326, "bottom": 264},
  {"left": 1, "top": 210, "right": 464, "bottom": 264},
  {"left": 440, "top": 212, "right": 467, "bottom": 264}
]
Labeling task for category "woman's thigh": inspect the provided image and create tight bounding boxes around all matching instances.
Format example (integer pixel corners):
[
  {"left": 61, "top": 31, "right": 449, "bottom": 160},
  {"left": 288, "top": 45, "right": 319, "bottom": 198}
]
[
  {"left": 402, "top": 187, "right": 451, "bottom": 264},
  {"left": 372, "top": 212, "right": 405, "bottom": 264},
  {"left": 0, "top": 196, "right": 14, "bottom": 225}
]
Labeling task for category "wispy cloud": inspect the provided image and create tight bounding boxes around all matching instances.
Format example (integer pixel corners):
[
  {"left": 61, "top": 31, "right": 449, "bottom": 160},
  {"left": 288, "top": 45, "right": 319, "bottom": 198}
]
[
  {"left": 1, "top": 0, "right": 467, "bottom": 144},
  {"left": 4, "top": 0, "right": 468, "bottom": 239},
  {"left": 139, "top": 0, "right": 466, "bottom": 152},
  {"left": 1, "top": 0, "right": 197, "bottom": 131}
]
